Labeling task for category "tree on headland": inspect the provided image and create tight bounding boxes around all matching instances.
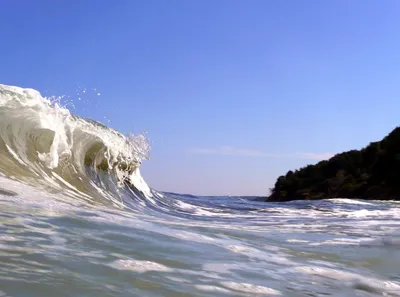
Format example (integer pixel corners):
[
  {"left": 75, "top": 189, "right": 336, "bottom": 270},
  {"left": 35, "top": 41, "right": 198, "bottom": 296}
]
[{"left": 267, "top": 127, "right": 400, "bottom": 202}]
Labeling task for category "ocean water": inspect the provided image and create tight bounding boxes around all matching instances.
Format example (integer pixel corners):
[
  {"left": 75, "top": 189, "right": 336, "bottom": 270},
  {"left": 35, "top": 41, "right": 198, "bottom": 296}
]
[{"left": 1, "top": 84, "right": 400, "bottom": 297}]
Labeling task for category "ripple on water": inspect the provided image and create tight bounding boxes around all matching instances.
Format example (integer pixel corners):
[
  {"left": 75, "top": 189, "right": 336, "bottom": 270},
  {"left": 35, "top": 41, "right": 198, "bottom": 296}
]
[{"left": 0, "top": 188, "right": 17, "bottom": 196}]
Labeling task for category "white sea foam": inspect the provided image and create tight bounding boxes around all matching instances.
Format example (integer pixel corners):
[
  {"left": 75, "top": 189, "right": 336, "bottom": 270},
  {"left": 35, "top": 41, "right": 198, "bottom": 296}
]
[
  {"left": 220, "top": 282, "right": 281, "bottom": 295},
  {"left": 309, "top": 237, "right": 371, "bottom": 246},
  {"left": 287, "top": 239, "right": 309, "bottom": 243},
  {"left": 175, "top": 231, "right": 215, "bottom": 243},
  {"left": 329, "top": 198, "right": 374, "bottom": 205},
  {"left": 225, "top": 245, "right": 294, "bottom": 265},
  {"left": 194, "top": 285, "right": 231, "bottom": 293},
  {"left": 296, "top": 266, "right": 400, "bottom": 295},
  {"left": 110, "top": 259, "right": 172, "bottom": 273}
]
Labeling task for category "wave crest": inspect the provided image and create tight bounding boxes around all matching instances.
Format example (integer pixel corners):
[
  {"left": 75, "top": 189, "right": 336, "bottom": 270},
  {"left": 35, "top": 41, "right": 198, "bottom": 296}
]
[{"left": 0, "top": 83, "right": 151, "bottom": 205}]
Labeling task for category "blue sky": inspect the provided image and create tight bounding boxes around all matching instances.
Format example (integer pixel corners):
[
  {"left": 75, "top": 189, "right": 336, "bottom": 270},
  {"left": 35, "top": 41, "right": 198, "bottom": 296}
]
[{"left": 1, "top": 1, "right": 400, "bottom": 196}]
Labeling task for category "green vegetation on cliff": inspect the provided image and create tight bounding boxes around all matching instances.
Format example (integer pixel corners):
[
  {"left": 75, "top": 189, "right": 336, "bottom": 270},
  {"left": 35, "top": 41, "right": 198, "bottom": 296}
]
[{"left": 268, "top": 127, "right": 400, "bottom": 202}]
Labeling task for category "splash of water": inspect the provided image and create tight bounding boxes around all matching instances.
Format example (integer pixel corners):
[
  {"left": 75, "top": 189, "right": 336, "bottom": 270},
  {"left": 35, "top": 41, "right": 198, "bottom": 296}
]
[{"left": 0, "top": 83, "right": 151, "bottom": 206}]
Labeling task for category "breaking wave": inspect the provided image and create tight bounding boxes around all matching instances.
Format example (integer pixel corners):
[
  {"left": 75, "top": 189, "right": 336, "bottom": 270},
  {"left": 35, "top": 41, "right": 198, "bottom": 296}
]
[{"left": 0, "top": 83, "right": 153, "bottom": 208}]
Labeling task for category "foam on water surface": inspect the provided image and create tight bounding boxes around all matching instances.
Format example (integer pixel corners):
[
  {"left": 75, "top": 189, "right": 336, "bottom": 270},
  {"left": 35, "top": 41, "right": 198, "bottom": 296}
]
[
  {"left": 220, "top": 282, "right": 282, "bottom": 295},
  {"left": 111, "top": 260, "right": 172, "bottom": 273}
]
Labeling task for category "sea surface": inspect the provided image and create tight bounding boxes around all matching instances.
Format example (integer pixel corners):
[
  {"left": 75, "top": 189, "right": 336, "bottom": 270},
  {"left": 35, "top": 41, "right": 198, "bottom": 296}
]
[{"left": 1, "top": 84, "right": 400, "bottom": 297}]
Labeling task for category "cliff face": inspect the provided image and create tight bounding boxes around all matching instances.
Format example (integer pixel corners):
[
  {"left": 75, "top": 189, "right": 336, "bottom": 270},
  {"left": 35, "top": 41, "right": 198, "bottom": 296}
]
[{"left": 267, "top": 127, "right": 400, "bottom": 202}]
